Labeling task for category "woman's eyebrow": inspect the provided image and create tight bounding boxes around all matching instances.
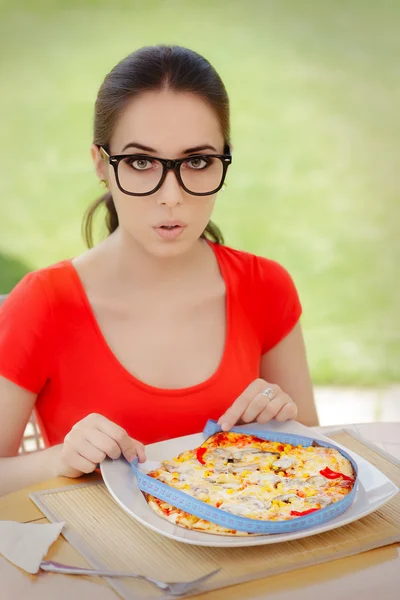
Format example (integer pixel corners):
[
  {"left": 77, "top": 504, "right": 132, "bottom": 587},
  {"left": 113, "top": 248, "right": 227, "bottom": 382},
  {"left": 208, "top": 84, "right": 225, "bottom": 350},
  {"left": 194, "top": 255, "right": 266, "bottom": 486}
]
[
  {"left": 120, "top": 142, "right": 218, "bottom": 154},
  {"left": 121, "top": 142, "right": 156, "bottom": 153},
  {"left": 183, "top": 144, "right": 217, "bottom": 154}
]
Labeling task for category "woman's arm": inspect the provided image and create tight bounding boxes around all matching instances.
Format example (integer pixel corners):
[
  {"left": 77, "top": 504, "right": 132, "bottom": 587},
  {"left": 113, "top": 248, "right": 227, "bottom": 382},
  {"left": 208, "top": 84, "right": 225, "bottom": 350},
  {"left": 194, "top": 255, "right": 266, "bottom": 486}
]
[
  {"left": 0, "top": 375, "right": 37, "bottom": 457},
  {"left": 0, "top": 376, "right": 146, "bottom": 497},
  {"left": 0, "top": 446, "right": 63, "bottom": 498},
  {"left": 260, "top": 322, "right": 319, "bottom": 427},
  {"left": 0, "top": 375, "right": 62, "bottom": 497}
]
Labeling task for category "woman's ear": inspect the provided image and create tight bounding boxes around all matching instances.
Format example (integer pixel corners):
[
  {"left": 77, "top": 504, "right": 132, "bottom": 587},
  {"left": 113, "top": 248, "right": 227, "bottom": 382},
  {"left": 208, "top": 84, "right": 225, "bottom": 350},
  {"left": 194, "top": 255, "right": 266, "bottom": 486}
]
[{"left": 91, "top": 144, "right": 108, "bottom": 182}]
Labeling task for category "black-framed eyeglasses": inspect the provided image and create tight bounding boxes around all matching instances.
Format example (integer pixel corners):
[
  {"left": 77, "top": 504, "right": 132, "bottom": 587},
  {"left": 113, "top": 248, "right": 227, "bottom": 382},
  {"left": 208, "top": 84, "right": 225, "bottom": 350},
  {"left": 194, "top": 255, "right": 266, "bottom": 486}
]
[{"left": 99, "top": 145, "right": 232, "bottom": 197}]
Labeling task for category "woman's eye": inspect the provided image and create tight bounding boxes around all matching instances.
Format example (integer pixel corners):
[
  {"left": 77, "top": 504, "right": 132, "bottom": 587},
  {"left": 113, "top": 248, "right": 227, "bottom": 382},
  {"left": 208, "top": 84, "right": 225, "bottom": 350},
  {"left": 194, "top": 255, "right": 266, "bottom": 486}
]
[
  {"left": 186, "top": 157, "right": 210, "bottom": 170},
  {"left": 126, "top": 158, "right": 153, "bottom": 170},
  {"left": 134, "top": 159, "right": 152, "bottom": 170}
]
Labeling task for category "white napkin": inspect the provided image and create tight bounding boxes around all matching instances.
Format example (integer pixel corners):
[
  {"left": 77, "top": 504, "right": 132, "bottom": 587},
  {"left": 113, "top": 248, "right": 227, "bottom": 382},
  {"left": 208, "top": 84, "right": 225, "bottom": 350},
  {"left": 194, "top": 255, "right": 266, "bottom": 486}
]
[{"left": 0, "top": 521, "right": 65, "bottom": 574}]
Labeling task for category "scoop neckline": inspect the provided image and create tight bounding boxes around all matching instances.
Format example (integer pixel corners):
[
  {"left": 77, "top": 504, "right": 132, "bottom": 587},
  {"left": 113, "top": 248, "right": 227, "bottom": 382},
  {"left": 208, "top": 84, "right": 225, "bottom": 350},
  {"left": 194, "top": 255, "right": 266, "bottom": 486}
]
[{"left": 66, "top": 241, "right": 232, "bottom": 396}]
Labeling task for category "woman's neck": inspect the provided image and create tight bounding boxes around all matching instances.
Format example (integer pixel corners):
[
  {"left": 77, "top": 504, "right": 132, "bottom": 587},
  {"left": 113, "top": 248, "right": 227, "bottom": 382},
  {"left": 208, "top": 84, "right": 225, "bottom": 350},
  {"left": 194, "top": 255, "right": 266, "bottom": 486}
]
[{"left": 93, "top": 228, "right": 213, "bottom": 292}]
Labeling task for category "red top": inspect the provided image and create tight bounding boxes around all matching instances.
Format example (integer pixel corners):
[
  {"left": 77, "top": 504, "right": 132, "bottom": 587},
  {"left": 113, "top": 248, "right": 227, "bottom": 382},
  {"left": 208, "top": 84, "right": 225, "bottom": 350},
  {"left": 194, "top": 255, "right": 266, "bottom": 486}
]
[{"left": 0, "top": 243, "right": 301, "bottom": 447}]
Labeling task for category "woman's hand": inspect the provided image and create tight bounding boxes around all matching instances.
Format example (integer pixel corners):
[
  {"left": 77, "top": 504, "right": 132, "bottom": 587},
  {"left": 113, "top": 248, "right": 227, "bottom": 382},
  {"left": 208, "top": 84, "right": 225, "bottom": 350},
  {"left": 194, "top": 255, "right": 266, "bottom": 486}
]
[
  {"left": 217, "top": 379, "right": 298, "bottom": 431},
  {"left": 54, "top": 413, "right": 146, "bottom": 478}
]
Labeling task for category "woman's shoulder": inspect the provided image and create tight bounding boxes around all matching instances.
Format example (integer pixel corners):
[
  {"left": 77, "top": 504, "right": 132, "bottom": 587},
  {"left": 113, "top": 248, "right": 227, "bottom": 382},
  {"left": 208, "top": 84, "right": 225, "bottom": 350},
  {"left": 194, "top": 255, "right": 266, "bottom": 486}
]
[
  {"left": 212, "top": 243, "right": 297, "bottom": 291},
  {"left": 26, "top": 259, "right": 74, "bottom": 283},
  {"left": 213, "top": 243, "right": 302, "bottom": 351},
  {"left": 0, "top": 259, "right": 79, "bottom": 394},
  {"left": 1, "top": 259, "right": 77, "bottom": 317}
]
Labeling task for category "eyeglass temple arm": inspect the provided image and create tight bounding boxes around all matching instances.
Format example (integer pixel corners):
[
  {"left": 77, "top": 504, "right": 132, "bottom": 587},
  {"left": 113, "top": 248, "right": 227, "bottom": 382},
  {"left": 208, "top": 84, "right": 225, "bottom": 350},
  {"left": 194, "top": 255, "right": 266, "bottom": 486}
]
[{"left": 99, "top": 146, "right": 110, "bottom": 160}]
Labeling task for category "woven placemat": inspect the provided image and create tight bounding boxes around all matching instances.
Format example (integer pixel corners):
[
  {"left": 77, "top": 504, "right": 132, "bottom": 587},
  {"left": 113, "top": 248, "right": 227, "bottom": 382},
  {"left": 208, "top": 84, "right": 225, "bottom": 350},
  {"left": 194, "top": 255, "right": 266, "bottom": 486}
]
[{"left": 30, "top": 431, "right": 400, "bottom": 600}]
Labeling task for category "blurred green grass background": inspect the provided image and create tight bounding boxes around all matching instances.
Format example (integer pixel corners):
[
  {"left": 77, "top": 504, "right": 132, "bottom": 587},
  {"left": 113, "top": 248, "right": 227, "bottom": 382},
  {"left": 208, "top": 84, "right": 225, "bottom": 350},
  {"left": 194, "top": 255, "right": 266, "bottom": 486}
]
[{"left": 0, "top": 0, "right": 399, "bottom": 385}]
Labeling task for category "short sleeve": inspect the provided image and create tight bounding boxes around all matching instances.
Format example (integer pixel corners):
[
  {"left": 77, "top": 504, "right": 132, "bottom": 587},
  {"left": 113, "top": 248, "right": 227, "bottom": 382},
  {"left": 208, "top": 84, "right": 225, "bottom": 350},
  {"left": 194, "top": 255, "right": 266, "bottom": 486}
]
[
  {"left": 0, "top": 272, "right": 53, "bottom": 393},
  {"left": 254, "top": 258, "right": 302, "bottom": 354}
]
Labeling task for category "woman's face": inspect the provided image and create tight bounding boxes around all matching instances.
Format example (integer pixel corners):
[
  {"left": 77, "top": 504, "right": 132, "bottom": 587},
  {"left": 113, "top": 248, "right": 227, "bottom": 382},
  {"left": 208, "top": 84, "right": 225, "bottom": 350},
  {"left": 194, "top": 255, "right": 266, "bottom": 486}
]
[{"left": 92, "top": 90, "right": 226, "bottom": 258}]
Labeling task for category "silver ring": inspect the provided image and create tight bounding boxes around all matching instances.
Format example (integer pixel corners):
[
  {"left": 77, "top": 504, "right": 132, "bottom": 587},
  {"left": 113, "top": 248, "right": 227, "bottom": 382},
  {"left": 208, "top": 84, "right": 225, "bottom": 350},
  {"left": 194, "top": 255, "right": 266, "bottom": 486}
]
[{"left": 262, "top": 387, "right": 276, "bottom": 400}]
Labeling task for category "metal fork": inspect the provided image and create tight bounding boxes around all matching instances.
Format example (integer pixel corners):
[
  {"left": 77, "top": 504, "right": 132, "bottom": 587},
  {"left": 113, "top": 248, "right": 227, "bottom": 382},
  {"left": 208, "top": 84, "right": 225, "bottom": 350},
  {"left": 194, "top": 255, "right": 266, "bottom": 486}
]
[{"left": 40, "top": 560, "right": 221, "bottom": 596}]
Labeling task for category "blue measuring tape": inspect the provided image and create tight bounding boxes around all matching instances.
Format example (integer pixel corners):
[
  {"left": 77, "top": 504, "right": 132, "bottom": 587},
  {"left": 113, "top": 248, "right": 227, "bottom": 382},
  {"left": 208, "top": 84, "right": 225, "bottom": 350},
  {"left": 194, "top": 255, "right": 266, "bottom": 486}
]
[{"left": 131, "top": 420, "right": 358, "bottom": 534}]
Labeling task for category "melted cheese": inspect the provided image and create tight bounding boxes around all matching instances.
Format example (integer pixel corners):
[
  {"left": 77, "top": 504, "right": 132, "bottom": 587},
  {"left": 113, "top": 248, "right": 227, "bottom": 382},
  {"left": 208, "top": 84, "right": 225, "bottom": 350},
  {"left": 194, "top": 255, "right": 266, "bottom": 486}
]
[{"left": 149, "top": 432, "right": 355, "bottom": 529}]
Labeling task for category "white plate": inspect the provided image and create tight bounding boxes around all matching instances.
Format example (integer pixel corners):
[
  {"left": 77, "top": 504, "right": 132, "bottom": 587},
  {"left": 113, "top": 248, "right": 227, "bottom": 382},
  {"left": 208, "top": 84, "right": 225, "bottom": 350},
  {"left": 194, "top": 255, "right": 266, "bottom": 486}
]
[{"left": 100, "top": 421, "right": 398, "bottom": 547}]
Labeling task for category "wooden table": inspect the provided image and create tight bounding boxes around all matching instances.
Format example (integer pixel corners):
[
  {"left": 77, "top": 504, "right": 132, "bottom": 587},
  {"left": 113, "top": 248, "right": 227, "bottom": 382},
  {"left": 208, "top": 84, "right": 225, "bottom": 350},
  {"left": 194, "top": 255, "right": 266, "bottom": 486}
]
[{"left": 1, "top": 423, "right": 399, "bottom": 600}]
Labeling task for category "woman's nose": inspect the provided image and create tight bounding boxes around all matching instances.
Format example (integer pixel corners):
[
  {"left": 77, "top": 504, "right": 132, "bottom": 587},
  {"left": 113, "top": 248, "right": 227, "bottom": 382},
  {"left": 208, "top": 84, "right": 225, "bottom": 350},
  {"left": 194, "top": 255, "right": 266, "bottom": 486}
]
[{"left": 156, "top": 170, "right": 184, "bottom": 207}]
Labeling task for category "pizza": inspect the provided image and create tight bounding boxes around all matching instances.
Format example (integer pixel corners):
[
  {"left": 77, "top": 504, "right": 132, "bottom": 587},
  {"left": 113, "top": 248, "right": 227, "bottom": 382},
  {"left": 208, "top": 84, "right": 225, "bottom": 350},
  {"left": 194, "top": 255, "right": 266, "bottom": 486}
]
[{"left": 145, "top": 431, "right": 356, "bottom": 535}]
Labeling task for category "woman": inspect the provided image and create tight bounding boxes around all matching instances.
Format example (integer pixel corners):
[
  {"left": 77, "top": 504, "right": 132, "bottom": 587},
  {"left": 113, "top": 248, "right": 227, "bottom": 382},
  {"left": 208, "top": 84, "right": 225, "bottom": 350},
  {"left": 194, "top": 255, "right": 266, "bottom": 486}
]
[{"left": 0, "top": 45, "right": 318, "bottom": 496}]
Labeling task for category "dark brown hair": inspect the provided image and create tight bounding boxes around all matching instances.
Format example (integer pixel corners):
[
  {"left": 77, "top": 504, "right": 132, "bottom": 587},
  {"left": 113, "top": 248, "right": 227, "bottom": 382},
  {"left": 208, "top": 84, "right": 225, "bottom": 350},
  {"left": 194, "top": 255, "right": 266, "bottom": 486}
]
[{"left": 83, "top": 45, "right": 230, "bottom": 247}]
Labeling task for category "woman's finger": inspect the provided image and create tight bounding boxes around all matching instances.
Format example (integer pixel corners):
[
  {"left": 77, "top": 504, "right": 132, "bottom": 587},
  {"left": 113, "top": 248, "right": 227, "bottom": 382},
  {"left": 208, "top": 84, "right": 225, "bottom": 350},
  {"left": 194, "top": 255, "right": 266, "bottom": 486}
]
[
  {"left": 134, "top": 441, "right": 146, "bottom": 463},
  {"left": 88, "top": 428, "right": 122, "bottom": 460},
  {"left": 253, "top": 396, "right": 287, "bottom": 424},
  {"left": 91, "top": 416, "right": 138, "bottom": 462},
  {"left": 241, "top": 386, "right": 282, "bottom": 423},
  {"left": 275, "top": 401, "right": 298, "bottom": 422},
  {"left": 62, "top": 448, "right": 98, "bottom": 474},
  {"left": 66, "top": 429, "right": 107, "bottom": 464},
  {"left": 217, "top": 379, "right": 268, "bottom": 430}
]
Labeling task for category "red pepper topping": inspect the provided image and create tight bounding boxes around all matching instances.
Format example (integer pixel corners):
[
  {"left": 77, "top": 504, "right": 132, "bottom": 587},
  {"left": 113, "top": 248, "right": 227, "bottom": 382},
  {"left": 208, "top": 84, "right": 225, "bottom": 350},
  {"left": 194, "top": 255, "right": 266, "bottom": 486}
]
[
  {"left": 251, "top": 436, "right": 268, "bottom": 444},
  {"left": 319, "top": 467, "right": 355, "bottom": 482},
  {"left": 290, "top": 508, "right": 320, "bottom": 517},
  {"left": 196, "top": 447, "right": 207, "bottom": 465}
]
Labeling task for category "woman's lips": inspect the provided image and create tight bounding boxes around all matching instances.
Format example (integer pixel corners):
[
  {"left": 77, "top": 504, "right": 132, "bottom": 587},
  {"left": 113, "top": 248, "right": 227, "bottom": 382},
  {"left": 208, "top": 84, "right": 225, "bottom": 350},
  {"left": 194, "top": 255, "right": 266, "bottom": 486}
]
[{"left": 153, "top": 224, "right": 186, "bottom": 240}]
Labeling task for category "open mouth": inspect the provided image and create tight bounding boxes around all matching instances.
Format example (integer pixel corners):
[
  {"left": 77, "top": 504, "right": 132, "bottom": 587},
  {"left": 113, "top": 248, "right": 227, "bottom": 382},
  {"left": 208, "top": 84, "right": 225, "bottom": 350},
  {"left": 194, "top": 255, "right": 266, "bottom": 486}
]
[{"left": 154, "top": 223, "right": 187, "bottom": 240}]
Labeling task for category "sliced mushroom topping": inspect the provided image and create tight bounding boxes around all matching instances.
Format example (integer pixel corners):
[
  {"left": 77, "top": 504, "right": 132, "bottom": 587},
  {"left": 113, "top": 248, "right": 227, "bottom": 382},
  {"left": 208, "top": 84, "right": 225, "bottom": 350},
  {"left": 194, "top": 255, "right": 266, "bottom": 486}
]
[
  {"left": 272, "top": 455, "right": 295, "bottom": 470},
  {"left": 214, "top": 462, "right": 260, "bottom": 474},
  {"left": 280, "top": 477, "right": 306, "bottom": 488},
  {"left": 162, "top": 461, "right": 178, "bottom": 473},
  {"left": 237, "top": 496, "right": 272, "bottom": 510},
  {"left": 212, "top": 448, "right": 234, "bottom": 460},
  {"left": 220, "top": 503, "right": 252, "bottom": 516},
  {"left": 221, "top": 497, "right": 272, "bottom": 516},
  {"left": 232, "top": 448, "right": 280, "bottom": 459},
  {"left": 306, "top": 476, "right": 327, "bottom": 487},
  {"left": 308, "top": 496, "right": 332, "bottom": 507},
  {"left": 162, "top": 461, "right": 197, "bottom": 474},
  {"left": 248, "top": 472, "right": 280, "bottom": 485},
  {"left": 204, "top": 477, "right": 218, "bottom": 484},
  {"left": 190, "top": 485, "right": 210, "bottom": 496},
  {"left": 177, "top": 469, "right": 196, "bottom": 480},
  {"left": 231, "top": 463, "right": 260, "bottom": 473},
  {"left": 274, "top": 494, "right": 298, "bottom": 504},
  {"left": 219, "top": 482, "right": 243, "bottom": 489}
]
